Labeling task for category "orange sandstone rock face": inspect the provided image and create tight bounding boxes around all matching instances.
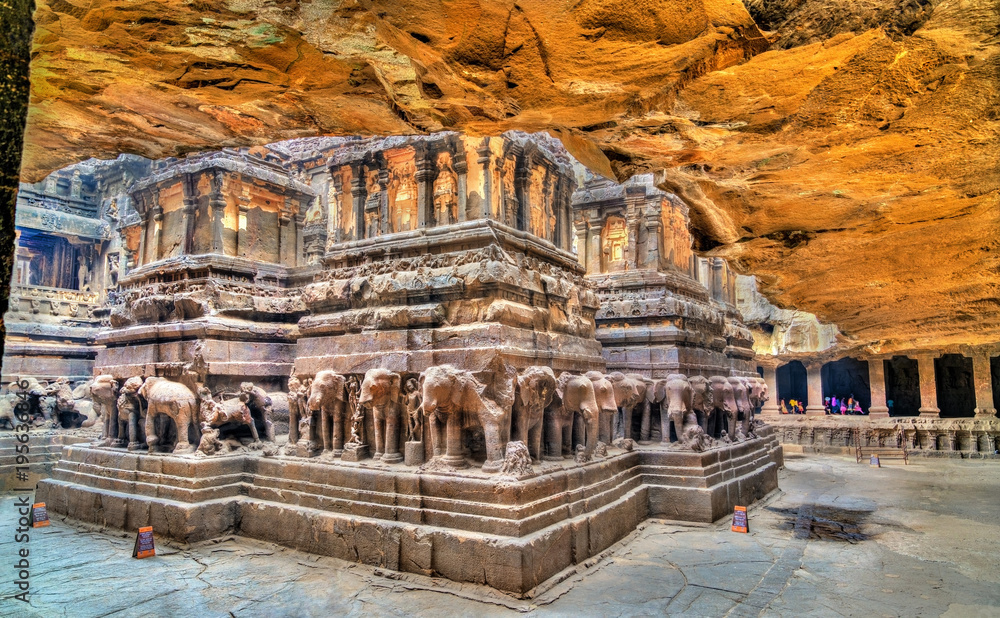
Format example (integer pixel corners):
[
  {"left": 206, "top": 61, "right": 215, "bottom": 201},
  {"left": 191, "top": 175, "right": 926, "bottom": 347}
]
[{"left": 20, "top": 0, "right": 1000, "bottom": 354}]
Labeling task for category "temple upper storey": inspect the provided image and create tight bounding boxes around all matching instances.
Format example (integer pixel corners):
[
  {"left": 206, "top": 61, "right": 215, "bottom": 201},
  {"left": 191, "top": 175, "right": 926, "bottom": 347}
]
[
  {"left": 278, "top": 132, "right": 576, "bottom": 264},
  {"left": 571, "top": 170, "right": 738, "bottom": 306},
  {"left": 126, "top": 150, "right": 314, "bottom": 269}
]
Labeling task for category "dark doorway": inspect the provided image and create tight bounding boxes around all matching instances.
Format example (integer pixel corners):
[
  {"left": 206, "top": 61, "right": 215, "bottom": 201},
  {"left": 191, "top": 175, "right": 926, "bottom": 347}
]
[
  {"left": 935, "top": 354, "right": 975, "bottom": 418},
  {"left": 992, "top": 356, "right": 1000, "bottom": 415},
  {"left": 756, "top": 366, "right": 764, "bottom": 379},
  {"left": 822, "top": 358, "right": 871, "bottom": 412},
  {"left": 777, "top": 361, "right": 808, "bottom": 408},
  {"left": 885, "top": 356, "right": 920, "bottom": 417}
]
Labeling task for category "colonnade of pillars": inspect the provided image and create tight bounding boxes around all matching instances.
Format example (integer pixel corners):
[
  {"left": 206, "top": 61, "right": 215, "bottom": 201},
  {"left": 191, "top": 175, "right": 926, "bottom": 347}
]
[{"left": 759, "top": 350, "right": 998, "bottom": 419}]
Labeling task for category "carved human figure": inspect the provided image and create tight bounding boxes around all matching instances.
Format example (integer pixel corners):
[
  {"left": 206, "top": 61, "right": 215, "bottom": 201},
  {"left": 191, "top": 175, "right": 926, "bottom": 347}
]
[
  {"left": 360, "top": 368, "right": 403, "bottom": 463},
  {"left": 512, "top": 366, "right": 557, "bottom": 462},
  {"left": 346, "top": 377, "right": 363, "bottom": 445},
  {"left": 544, "top": 372, "right": 600, "bottom": 462},
  {"left": 307, "top": 370, "right": 348, "bottom": 454},
  {"left": 433, "top": 154, "right": 458, "bottom": 225},
  {"left": 419, "top": 363, "right": 516, "bottom": 472},
  {"left": 76, "top": 254, "right": 90, "bottom": 292},
  {"left": 287, "top": 376, "right": 309, "bottom": 445},
  {"left": 90, "top": 374, "right": 119, "bottom": 445},
  {"left": 501, "top": 157, "right": 517, "bottom": 227},
  {"left": 404, "top": 377, "right": 422, "bottom": 443},
  {"left": 116, "top": 377, "right": 145, "bottom": 450},
  {"left": 140, "top": 377, "right": 199, "bottom": 453},
  {"left": 239, "top": 382, "right": 275, "bottom": 442}
]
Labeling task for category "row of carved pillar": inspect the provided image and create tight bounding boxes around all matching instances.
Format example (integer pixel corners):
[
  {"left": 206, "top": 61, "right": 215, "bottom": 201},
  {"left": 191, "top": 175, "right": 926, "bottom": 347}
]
[{"left": 758, "top": 352, "right": 998, "bottom": 419}]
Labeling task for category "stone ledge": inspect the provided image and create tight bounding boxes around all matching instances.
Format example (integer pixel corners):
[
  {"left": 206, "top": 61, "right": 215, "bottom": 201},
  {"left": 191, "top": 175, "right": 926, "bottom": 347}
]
[{"left": 37, "top": 434, "right": 781, "bottom": 594}]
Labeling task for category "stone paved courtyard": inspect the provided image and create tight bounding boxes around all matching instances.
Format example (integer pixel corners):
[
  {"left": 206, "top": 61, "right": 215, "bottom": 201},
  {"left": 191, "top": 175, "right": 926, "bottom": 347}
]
[{"left": 2, "top": 454, "right": 998, "bottom": 617}]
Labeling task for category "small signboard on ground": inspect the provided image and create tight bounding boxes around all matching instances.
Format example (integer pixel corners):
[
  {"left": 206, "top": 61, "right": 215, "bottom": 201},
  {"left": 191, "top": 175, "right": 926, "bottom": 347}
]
[
  {"left": 732, "top": 505, "right": 748, "bottom": 533},
  {"left": 870, "top": 454, "right": 881, "bottom": 468},
  {"left": 31, "top": 503, "right": 50, "bottom": 528},
  {"left": 133, "top": 527, "right": 156, "bottom": 559}
]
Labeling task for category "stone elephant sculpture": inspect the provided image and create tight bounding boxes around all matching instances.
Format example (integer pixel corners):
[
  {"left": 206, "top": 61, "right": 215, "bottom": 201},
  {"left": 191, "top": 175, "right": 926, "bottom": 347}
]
[
  {"left": 688, "top": 375, "right": 714, "bottom": 435},
  {"left": 728, "top": 377, "right": 752, "bottom": 441},
  {"left": 420, "top": 363, "right": 516, "bottom": 472},
  {"left": 661, "top": 373, "right": 694, "bottom": 444},
  {"left": 360, "top": 368, "right": 403, "bottom": 463},
  {"left": 116, "top": 377, "right": 146, "bottom": 450},
  {"left": 607, "top": 372, "right": 646, "bottom": 441},
  {"left": 140, "top": 377, "right": 199, "bottom": 453},
  {"left": 545, "top": 373, "right": 600, "bottom": 461},
  {"left": 584, "top": 371, "right": 617, "bottom": 444},
  {"left": 90, "top": 375, "right": 120, "bottom": 445},
  {"left": 308, "top": 370, "right": 348, "bottom": 455},
  {"left": 511, "top": 366, "right": 557, "bottom": 462},
  {"left": 708, "top": 376, "right": 737, "bottom": 439}
]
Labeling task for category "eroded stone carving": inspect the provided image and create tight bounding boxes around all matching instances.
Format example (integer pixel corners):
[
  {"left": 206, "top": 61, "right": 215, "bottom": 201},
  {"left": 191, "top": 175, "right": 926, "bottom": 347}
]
[
  {"left": 420, "top": 362, "right": 516, "bottom": 472},
  {"left": 140, "top": 377, "right": 198, "bottom": 453},
  {"left": 360, "top": 368, "right": 403, "bottom": 464}
]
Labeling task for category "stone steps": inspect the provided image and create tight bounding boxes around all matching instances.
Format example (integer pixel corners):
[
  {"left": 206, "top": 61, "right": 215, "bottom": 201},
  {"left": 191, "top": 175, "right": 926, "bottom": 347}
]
[{"left": 37, "top": 427, "right": 783, "bottom": 594}]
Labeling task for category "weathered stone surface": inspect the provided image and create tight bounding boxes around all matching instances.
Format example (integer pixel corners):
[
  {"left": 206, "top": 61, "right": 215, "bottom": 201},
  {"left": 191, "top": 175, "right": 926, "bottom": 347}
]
[
  {"left": 14, "top": 0, "right": 999, "bottom": 354},
  {"left": 36, "top": 433, "right": 781, "bottom": 594},
  {"left": 5, "top": 455, "right": 1000, "bottom": 614}
]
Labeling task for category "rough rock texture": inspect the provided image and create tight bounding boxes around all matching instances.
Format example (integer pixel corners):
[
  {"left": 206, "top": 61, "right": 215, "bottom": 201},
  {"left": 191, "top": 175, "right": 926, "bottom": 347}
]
[
  {"left": 14, "top": 0, "right": 1000, "bottom": 354},
  {"left": 736, "top": 274, "right": 841, "bottom": 357}
]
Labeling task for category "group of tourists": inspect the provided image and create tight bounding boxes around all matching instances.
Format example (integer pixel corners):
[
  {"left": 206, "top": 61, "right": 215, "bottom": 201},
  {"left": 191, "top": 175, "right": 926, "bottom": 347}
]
[
  {"left": 825, "top": 395, "right": 866, "bottom": 415},
  {"left": 777, "top": 396, "right": 867, "bottom": 415},
  {"left": 778, "top": 399, "right": 805, "bottom": 414}
]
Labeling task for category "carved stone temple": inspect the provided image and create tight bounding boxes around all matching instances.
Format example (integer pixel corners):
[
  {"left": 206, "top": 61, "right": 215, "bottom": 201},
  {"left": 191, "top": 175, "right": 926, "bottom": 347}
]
[
  {"left": 4, "top": 132, "right": 782, "bottom": 595},
  {"left": 572, "top": 169, "right": 754, "bottom": 378}
]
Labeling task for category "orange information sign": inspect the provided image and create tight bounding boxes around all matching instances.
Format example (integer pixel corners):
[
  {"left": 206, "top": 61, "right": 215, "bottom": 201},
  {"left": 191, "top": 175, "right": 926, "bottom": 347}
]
[
  {"left": 31, "top": 503, "right": 50, "bottom": 528},
  {"left": 133, "top": 526, "right": 156, "bottom": 559},
  {"left": 731, "top": 505, "right": 748, "bottom": 533}
]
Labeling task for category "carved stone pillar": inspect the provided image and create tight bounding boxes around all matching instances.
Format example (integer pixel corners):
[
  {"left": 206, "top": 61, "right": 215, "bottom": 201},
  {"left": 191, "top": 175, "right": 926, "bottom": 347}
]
[
  {"left": 710, "top": 258, "right": 724, "bottom": 302},
  {"left": 642, "top": 212, "right": 661, "bottom": 270},
  {"left": 415, "top": 147, "right": 434, "bottom": 228},
  {"left": 350, "top": 163, "right": 366, "bottom": 241},
  {"left": 137, "top": 210, "right": 148, "bottom": 268},
  {"left": 624, "top": 186, "right": 644, "bottom": 270},
  {"left": 236, "top": 198, "right": 250, "bottom": 258},
  {"left": 971, "top": 350, "right": 997, "bottom": 417},
  {"left": 586, "top": 216, "right": 602, "bottom": 275},
  {"left": 760, "top": 363, "right": 780, "bottom": 416},
  {"left": 805, "top": 361, "right": 825, "bottom": 415},
  {"left": 180, "top": 174, "right": 197, "bottom": 256},
  {"left": 149, "top": 204, "right": 163, "bottom": 264},
  {"left": 917, "top": 354, "right": 941, "bottom": 417},
  {"left": 477, "top": 141, "right": 492, "bottom": 220},
  {"left": 867, "top": 358, "right": 890, "bottom": 418},
  {"left": 453, "top": 147, "right": 468, "bottom": 222},
  {"left": 574, "top": 218, "right": 588, "bottom": 268},
  {"left": 295, "top": 214, "right": 305, "bottom": 266},
  {"left": 378, "top": 166, "right": 390, "bottom": 235},
  {"left": 209, "top": 172, "right": 226, "bottom": 255},
  {"left": 514, "top": 148, "right": 529, "bottom": 230}
]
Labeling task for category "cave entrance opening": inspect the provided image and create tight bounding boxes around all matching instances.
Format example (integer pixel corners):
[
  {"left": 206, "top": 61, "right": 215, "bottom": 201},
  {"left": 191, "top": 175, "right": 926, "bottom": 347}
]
[
  {"left": 885, "top": 356, "right": 920, "bottom": 417},
  {"left": 935, "top": 354, "right": 975, "bottom": 418},
  {"left": 821, "top": 358, "right": 871, "bottom": 412},
  {"left": 776, "top": 360, "right": 808, "bottom": 408}
]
